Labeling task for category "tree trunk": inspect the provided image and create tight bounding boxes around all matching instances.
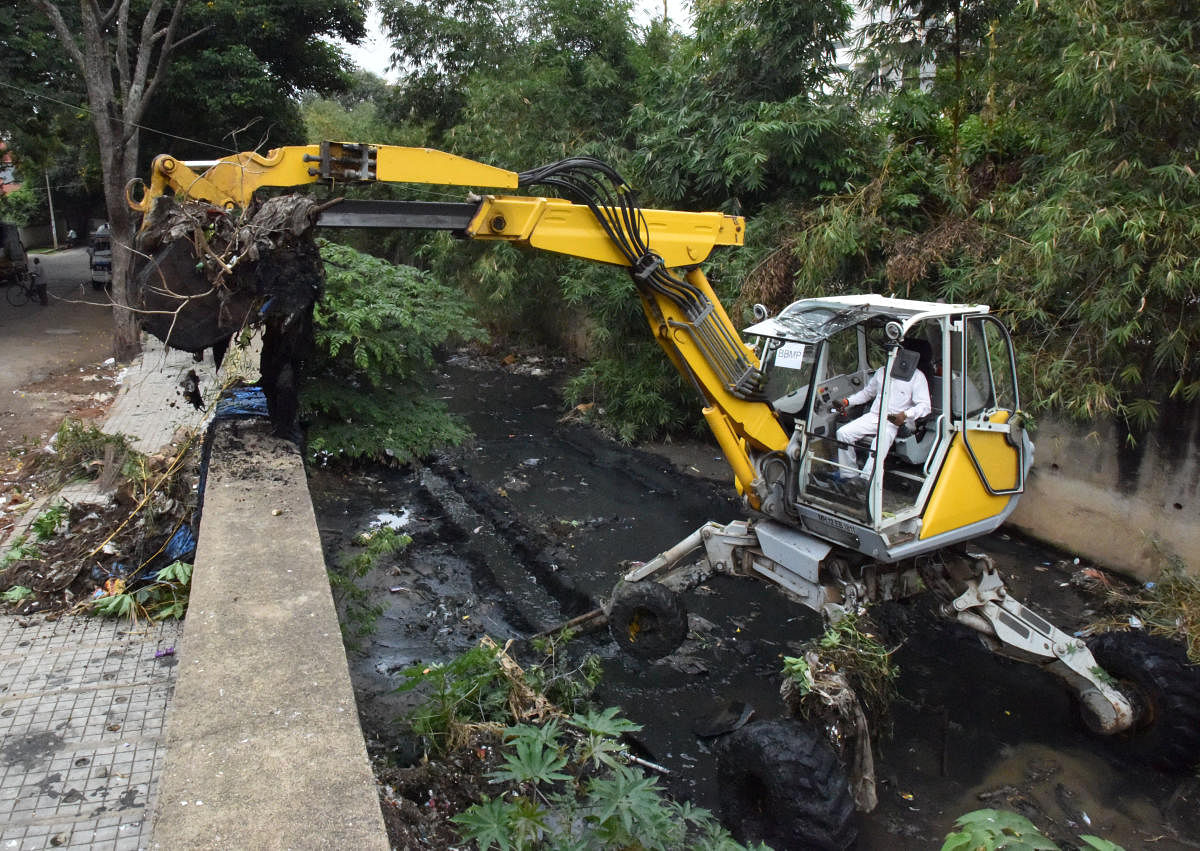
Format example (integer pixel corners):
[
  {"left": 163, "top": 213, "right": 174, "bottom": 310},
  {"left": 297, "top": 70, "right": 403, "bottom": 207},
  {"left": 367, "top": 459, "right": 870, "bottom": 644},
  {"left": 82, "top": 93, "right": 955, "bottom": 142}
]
[
  {"left": 103, "top": 134, "right": 143, "bottom": 360},
  {"left": 33, "top": 0, "right": 190, "bottom": 363}
]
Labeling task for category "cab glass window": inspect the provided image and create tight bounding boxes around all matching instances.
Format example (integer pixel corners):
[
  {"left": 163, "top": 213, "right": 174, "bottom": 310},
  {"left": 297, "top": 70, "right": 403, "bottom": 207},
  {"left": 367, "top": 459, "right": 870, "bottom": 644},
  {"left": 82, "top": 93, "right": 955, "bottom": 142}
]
[
  {"left": 822, "top": 326, "right": 861, "bottom": 379},
  {"left": 761, "top": 339, "right": 814, "bottom": 399}
]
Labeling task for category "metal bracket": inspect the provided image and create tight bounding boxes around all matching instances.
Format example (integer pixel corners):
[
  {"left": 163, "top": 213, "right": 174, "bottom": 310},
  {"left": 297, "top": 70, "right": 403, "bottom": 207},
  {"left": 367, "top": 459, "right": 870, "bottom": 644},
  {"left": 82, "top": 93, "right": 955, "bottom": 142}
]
[{"left": 947, "top": 567, "right": 1135, "bottom": 734}]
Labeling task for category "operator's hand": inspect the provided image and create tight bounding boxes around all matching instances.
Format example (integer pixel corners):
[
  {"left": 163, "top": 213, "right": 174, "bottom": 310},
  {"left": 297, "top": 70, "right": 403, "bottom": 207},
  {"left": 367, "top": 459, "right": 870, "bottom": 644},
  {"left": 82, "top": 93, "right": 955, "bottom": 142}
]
[
  {"left": 887, "top": 411, "right": 907, "bottom": 426},
  {"left": 832, "top": 397, "right": 849, "bottom": 414}
]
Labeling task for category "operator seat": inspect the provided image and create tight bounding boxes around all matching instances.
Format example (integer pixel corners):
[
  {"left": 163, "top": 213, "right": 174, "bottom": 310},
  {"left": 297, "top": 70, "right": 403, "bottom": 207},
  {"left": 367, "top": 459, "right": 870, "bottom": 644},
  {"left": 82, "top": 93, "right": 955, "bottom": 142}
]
[{"left": 891, "top": 338, "right": 939, "bottom": 467}]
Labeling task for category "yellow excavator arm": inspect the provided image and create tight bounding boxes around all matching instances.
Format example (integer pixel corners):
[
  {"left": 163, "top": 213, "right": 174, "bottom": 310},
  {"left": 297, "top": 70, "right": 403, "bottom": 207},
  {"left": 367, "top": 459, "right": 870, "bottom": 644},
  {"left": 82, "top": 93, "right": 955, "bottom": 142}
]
[{"left": 128, "top": 141, "right": 787, "bottom": 503}]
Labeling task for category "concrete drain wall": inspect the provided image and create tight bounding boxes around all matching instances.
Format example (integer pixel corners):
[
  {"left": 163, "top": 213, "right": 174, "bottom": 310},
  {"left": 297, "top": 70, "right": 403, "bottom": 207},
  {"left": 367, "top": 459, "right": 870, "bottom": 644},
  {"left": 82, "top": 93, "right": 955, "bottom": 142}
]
[{"left": 150, "top": 419, "right": 387, "bottom": 849}]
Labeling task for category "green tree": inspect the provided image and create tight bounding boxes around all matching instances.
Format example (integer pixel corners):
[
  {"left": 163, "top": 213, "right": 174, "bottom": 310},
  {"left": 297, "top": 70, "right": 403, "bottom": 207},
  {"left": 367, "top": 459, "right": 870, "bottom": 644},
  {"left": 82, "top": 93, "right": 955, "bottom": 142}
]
[
  {"left": 0, "top": 5, "right": 104, "bottom": 237},
  {"left": 138, "top": 0, "right": 368, "bottom": 162},
  {"left": 629, "top": 0, "right": 861, "bottom": 213},
  {"left": 971, "top": 0, "right": 1200, "bottom": 429},
  {"left": 780, "top": 0, "right": 1200, "bottom": 438},
  {"left": 304, "top": 239, "right": 485, "bottom": 464},
  {"left": 17, "top": 0, "right": 366, "bottom": 360}
]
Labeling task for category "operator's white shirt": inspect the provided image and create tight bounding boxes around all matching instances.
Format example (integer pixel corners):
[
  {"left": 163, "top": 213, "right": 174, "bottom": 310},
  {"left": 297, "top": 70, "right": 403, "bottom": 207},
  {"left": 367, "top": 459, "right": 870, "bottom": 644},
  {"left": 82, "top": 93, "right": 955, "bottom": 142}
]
[
  {"left": 847, "top": 367, "right": 931, "bottom": 421},
  {"left": 836, "top": 367, "right": 932, "bottom": 479}
]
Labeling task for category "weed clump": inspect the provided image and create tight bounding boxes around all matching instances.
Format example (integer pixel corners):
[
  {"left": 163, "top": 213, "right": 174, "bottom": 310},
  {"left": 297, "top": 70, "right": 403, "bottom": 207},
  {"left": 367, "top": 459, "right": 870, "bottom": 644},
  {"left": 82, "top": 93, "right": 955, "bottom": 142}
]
[
  {"left": 1090, "top": 556, "right": 1199, "bottom": 664},
  {"left": 0, "top": 418, "right": 199, "bottom": 618},
  {"left": 329, "top": 525, "right": 410, "bottom": 647},
  {"left": 49, "top": 420, "right": 141, "bottom": 486},
  {"left": 394, "top": 636, "right": 761, "bottom": 850},
  {"left": 780, "top": 612, "right": 900, "bottom": 812}
]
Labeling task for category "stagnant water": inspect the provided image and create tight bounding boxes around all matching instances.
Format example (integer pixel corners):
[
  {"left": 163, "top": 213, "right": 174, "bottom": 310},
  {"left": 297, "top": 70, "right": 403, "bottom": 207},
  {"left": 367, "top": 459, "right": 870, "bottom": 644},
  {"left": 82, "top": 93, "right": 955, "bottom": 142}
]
[{"left": 310, "top": 355, "right": 1199, "bottom": 849}]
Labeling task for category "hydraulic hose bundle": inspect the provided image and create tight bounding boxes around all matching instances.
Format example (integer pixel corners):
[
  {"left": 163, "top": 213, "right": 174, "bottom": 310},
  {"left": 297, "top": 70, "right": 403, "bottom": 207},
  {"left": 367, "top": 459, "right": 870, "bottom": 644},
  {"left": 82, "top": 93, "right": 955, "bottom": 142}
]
[{"left": 519, "top": 158, "right": 765, "bottom": 401}]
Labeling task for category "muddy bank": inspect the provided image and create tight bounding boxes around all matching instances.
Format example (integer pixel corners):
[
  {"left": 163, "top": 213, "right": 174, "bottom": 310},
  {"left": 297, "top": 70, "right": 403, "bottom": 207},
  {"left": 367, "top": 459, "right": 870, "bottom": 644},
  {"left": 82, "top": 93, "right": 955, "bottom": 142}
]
[{"left": 310, "top": 355, "right": 1198, "bottom": 849}]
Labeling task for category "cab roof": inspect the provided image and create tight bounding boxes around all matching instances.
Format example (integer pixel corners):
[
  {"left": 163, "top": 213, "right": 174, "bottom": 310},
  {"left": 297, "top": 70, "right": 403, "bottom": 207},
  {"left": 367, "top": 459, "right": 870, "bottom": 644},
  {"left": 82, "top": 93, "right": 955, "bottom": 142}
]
[{"left": 742, "top": 294, "right": 990, "bottom": 344}]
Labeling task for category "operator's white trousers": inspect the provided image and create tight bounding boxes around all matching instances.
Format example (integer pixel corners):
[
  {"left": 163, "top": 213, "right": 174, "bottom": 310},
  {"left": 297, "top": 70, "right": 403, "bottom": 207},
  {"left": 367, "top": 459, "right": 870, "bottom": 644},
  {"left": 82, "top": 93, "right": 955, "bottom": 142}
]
[{"left": 836, "top": 413, "right": 898, "bottom": 479}]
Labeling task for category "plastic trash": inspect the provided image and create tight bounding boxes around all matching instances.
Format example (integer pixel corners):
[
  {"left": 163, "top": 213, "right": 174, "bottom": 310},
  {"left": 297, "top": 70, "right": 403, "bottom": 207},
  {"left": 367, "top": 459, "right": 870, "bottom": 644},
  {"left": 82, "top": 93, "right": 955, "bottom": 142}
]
[
  {"left": 91, "top": 562, "right": 131, "bottom": 583},
  {"left": 214, "top": 385, "right": 270, "bottom": 419},
  {"left": 164, "top": 525, "right": 197, "bottom": 562}
]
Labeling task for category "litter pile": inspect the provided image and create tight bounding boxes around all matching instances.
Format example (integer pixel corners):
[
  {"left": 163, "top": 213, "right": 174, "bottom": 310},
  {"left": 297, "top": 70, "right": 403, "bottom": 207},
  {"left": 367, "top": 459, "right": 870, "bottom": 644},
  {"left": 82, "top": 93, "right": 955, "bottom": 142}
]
[
  {"left": 134, "top": 194, "right": 326, "bottom": 438},
  {"left": 0, "top": 420, "right": 199, "bottom": 618}
]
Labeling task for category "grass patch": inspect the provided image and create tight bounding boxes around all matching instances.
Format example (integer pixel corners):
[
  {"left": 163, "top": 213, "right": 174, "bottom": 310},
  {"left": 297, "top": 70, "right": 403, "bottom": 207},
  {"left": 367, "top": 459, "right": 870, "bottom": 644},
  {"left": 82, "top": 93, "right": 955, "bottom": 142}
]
[{"left": 1090, "top": 556, "right": 1199, "bottom": 663}]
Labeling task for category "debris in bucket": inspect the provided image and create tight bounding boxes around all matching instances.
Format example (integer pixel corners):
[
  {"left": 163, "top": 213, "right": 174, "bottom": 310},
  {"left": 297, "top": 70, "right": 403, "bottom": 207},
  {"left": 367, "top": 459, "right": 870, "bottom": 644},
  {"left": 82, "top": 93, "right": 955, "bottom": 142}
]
[{"left": 133, "top": 194, "right": 325, "bottom": 439}]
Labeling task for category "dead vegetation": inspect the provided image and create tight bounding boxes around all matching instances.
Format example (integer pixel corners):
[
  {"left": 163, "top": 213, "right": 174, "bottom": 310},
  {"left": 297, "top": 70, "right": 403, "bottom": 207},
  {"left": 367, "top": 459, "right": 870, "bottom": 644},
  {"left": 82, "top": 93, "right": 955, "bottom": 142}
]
[
  {"left": 0, "top": 418, "right": 199, "bottom": 618},
  {"left": 1083, "top": 556, "right": 1200, "bottom": 663}
]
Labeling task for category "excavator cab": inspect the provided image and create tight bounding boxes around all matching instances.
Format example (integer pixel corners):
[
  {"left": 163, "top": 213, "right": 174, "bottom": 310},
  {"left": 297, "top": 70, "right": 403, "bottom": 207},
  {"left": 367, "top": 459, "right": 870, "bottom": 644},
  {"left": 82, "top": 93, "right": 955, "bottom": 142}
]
[{"left": 748, "top": 295, "right": 1032, "bottom": 562}]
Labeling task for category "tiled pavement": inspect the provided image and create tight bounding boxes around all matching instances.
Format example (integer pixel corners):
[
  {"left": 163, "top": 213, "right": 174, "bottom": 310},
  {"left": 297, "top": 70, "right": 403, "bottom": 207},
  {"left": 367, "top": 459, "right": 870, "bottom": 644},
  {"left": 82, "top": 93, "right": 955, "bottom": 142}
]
[
  {"left": 0, "top": 617, "right": 181, "bottom": 850},
  {"left": 1, "top": 333, "right": 258, "bottom": 850}
]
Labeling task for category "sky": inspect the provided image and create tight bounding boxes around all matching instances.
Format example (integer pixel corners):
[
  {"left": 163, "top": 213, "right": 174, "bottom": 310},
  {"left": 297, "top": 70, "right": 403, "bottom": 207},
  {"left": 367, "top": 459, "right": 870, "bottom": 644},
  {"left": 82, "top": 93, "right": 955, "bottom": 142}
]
[{"left": 340, "top": 1, "right": 694, "bottom": 83}]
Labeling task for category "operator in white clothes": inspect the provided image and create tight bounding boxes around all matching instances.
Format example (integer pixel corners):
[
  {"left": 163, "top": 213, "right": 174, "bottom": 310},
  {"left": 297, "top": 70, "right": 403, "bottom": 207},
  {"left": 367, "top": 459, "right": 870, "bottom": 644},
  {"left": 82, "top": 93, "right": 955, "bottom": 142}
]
[{"left": 834, "top": 346, "right": 931, "bottom": 480}]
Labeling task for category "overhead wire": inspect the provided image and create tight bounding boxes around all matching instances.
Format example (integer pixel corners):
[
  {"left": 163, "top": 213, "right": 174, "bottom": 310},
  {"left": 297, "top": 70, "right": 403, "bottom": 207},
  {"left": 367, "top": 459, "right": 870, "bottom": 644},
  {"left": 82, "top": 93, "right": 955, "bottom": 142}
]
[{"left": 0, "top": 79, "right": 240, "bottom": 155}]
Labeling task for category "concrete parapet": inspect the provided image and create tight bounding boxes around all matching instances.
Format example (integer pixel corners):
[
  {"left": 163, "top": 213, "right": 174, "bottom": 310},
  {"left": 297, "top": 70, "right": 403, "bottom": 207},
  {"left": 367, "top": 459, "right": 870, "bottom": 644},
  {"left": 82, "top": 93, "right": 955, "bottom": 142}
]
[
  {"left": 1011, "top": 414, "right": 1198, "bottom": 581},
  {"left": 150, "top": 419, "right": 387, "bottom": 849}
]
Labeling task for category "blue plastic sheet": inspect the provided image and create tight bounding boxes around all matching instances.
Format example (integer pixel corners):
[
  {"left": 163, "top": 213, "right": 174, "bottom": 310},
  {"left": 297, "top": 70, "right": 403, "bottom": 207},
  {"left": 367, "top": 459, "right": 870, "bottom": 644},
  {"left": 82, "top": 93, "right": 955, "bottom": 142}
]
[
  {"left": 164, "top": 525, "right": 197, "bottom": 562},
  {"left": 215, "top": 385, "right": 270, "bottom": 419}
]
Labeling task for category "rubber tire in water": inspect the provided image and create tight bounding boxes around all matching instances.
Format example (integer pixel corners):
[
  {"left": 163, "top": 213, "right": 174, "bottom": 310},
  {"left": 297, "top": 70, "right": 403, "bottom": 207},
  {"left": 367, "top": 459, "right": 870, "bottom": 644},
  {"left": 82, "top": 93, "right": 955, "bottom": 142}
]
[
  {"left": 6, "top": 282, "right": 28, "bottom": 306},
  {"left": 607, "top": 580, "right": 688, "bottom": 660},
  {"left": 715, "top": 719, "right": 858, "bottom": 851},
  {"left": 1088, "top": 631, "right": 1200, "bottom": 772}
]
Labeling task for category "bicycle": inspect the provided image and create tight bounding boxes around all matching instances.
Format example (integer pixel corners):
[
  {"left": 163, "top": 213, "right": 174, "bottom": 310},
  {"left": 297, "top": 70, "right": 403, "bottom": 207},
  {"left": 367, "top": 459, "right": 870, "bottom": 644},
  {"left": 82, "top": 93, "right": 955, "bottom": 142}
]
[{"left": 5, "top": 257, "right": 48, "bottom": 306}]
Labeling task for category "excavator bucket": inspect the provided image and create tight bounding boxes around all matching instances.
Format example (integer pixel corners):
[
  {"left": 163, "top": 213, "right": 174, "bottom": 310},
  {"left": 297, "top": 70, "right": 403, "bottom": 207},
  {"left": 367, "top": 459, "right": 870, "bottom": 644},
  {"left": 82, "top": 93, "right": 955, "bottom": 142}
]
[{"left": 132, "top": 195, "right": 325, "bottom": 438}]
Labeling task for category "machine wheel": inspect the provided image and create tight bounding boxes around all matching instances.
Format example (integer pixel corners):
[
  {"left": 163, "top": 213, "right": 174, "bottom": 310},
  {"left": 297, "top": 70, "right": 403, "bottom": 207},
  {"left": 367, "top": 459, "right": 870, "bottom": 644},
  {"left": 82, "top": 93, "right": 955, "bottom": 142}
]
[
  {"left": 1087, "top": 631, "right": 1200, "bottom": 771},
  {"left": 91, "top": 279, "right": 106, "bottom": 291},
  {"left": 715, "top": 719, "right": 858, "bottom": 851},
  {"left": 607, "top": 580, "right": 688, "bottom": 660},
  {"left": 6, "top": 281, "right": 28, "bottom": 306}
]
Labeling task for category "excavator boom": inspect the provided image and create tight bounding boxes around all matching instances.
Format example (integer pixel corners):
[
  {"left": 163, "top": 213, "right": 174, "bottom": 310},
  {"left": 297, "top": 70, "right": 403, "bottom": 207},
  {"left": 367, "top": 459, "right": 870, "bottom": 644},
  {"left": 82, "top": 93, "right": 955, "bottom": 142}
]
[{"left": 128, "top": 142, "right": 787, "bottom": 499}]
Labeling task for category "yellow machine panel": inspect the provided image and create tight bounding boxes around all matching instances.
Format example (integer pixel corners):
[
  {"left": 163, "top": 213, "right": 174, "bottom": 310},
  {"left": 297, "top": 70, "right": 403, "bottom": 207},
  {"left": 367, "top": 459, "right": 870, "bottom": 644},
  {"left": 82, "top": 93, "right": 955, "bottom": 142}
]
[{"left": 920, "top": 420, "right": 1020, "bottom": 539}]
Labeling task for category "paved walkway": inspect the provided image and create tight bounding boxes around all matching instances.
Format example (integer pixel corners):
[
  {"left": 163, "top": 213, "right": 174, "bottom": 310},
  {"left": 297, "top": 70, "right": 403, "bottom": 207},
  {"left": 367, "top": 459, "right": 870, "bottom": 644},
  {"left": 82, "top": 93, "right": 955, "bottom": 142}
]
[
  {"left": 0, "top": 335, "right": 242, "bottom": 850},
  {"left": 0, "top": 617, "right": 181, "bottom": 849}
]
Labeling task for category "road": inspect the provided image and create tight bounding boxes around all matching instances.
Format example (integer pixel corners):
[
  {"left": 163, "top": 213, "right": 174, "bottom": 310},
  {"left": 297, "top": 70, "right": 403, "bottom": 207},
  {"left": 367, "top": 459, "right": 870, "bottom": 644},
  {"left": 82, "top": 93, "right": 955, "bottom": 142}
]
[{"left": 0, "top": 248, "right": 116, "bottom": 459}]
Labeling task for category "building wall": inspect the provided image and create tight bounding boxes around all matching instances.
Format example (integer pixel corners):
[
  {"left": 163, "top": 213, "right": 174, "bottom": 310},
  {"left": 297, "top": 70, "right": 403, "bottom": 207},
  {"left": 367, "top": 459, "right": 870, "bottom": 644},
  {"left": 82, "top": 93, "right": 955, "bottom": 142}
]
[{"left": 1010, "top": 408, "right": 1199, "bottom": 581}]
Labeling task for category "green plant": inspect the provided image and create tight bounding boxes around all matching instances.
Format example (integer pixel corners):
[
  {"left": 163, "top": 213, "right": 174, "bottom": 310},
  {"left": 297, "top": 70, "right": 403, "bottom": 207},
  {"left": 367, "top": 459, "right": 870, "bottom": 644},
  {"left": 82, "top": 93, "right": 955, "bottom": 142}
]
[
  {"left": 88, "top": 560, "right": 193, "bottom": 622},
  {"left": 304, "top": 239, "right": 485, "bottom": 465},
  {"left": 0, "top": 535, "right": 41, "bottom": 570},
  {"left": 401, "top": 640, "right": 760, "bottom": 848},
  {"left": 49, "top": 419, "right": 143, "bottom": 487},
  {"left": 941, "top": 809, "right": 1058, "bottom": 850},
  {"left": 398, "top": 642, "right": 513, "bottom": 751},
  {"left": 1, "top": 585, "right": 33, "bottom": 604},
  {"left": 30, "top": 500, "right": 67, "bottom": 540},
  {"left": 1092, "top": 555, "right": 1200, "bottom": 663},
  {"left": 0, "top": 185, "right": 44, "bottom": 227},
  {"left": 941, "top": 808, "right": 1125, "bottom": 851},
  {"left": 453, "top": 712, "right": 763, "bottom": 850},
  {"left": 782, "top": 611, "right": 900, "bottom": 728},
  {"left": 526, "top": 626, "right": 603, "bottom": 713},
  {"left": 328, "top": 525, "right": 409, "bottom": 646},
  {"left": 486, "top": 720, "right": 571, "bottom": 785}
]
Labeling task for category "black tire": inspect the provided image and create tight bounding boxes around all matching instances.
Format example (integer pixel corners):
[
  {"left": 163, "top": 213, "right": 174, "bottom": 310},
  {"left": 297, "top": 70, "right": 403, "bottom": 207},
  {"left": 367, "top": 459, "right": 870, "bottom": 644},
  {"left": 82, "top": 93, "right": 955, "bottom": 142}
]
[
  {"left": 91, "top": 279, "right": 105, "bottom": 291},
  {"left": 715, "top": 719, "right": 858, "bottom": 851},
  {"left": 6, "top": 282, "right": 28, "bottom": 306},
  {"left": 1087, "top": 631, "right": 1200, "bottom": 772},
  {"left": 607, "top": 580, "right": 688, "bottom": 660}
]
